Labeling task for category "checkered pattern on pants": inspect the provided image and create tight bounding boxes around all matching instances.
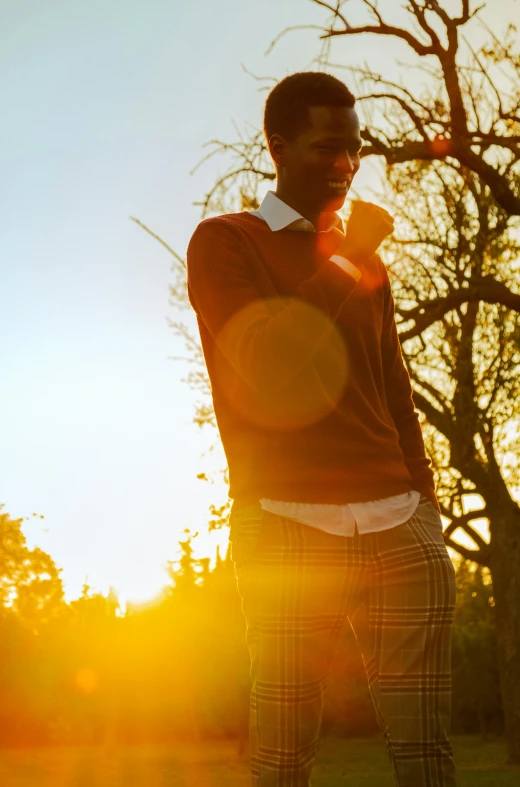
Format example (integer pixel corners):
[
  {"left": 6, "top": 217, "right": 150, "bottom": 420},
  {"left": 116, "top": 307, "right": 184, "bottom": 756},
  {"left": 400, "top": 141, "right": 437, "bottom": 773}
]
[{"left": 229, "top": 496, "right": 457, "bottom": 787}]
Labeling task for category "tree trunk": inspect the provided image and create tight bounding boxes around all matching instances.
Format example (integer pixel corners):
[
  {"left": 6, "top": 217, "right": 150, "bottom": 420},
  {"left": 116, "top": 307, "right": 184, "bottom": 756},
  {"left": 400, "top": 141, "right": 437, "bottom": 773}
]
[{"left": 489, "top": 501, "right": 520, "bottom": 764}]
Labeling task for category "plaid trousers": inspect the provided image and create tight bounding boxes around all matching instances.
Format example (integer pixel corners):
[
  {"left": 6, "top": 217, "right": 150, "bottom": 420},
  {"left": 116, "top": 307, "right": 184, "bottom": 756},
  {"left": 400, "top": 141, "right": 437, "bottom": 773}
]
[{"left": 229, "top": 495, "right": 457, "bottom": 787}]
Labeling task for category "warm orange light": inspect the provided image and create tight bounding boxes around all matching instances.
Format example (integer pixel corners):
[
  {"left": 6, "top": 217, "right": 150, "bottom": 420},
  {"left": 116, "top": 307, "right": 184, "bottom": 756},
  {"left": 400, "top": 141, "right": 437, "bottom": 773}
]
[
  {"left": 359, "top": 266, "right": 382, "bottom": 294},
  {"left": 431, "top": 136, "right": 452, "bottom": 156},
  {"left": 75, "top": 668, "right": 98, "bottom": 694},
  {"left": 214, "top": 299, "right": 349, "bottom": 429},
  {"left": 316, "top": 227, "right": 344, "bottom": 258}
]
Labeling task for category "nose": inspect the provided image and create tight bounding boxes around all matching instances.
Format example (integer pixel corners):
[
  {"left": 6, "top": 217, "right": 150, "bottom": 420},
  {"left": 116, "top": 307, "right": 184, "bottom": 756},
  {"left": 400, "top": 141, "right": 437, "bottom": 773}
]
[{"left": 334, "top": 151, "right": 354, "bottom": 175}]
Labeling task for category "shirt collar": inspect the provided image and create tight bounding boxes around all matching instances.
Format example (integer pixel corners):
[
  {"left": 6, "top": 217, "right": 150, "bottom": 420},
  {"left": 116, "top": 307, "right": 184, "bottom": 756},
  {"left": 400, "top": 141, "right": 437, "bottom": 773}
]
[{"left": 250, "top": 190, "right": 344, "bottom": 234}]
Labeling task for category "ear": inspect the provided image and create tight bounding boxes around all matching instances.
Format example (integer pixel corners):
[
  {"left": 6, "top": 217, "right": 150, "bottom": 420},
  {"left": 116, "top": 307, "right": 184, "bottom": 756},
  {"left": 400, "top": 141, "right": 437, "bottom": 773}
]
[{"left": 268, "top": 134, "right": 286, "bottom": 168}]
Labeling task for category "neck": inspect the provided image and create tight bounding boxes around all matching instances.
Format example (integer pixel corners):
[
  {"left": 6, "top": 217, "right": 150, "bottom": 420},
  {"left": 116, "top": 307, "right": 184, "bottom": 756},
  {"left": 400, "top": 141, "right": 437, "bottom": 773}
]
[{"left": 274, "top": 185, "right": 335, "bottom": 232}]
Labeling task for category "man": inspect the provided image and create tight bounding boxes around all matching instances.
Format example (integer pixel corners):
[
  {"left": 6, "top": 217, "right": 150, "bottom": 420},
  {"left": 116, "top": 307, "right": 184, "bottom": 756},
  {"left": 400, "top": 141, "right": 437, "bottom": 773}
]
[{"left": 186, "top": 71, "right": 457, "bottom": 787}]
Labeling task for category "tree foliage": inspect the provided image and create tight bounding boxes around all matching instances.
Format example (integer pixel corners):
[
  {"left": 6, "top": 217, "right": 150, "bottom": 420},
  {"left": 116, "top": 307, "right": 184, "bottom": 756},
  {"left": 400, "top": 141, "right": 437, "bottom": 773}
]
[
  {"left": 0, "top": 505, "right": 64, "bottom": 630},
  {"left": 0, "top": 514, "right": 504, "bottom": 745}
]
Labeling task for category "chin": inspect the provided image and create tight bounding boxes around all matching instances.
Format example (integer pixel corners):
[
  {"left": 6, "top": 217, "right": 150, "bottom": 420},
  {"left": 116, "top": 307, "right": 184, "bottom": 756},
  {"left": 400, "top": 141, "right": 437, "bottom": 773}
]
[{"left": 323, "top": 192, "right": 347, "bottom": 211}]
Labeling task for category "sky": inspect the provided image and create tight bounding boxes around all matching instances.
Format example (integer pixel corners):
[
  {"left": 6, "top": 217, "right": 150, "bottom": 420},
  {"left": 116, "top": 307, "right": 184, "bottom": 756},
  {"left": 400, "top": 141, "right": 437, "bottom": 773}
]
[{"left": 2, "top": 0, "right": 517, "bottom": 606}]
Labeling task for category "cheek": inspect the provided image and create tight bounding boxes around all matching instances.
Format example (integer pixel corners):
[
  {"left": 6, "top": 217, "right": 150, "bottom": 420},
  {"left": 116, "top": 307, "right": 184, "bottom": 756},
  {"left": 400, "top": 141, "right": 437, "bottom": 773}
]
[
  {"left": 309, "top": 158, "right": 329, "bottom": 178},
  {"left": 299, "top": 162, "right": 323, "bottom": 184}
]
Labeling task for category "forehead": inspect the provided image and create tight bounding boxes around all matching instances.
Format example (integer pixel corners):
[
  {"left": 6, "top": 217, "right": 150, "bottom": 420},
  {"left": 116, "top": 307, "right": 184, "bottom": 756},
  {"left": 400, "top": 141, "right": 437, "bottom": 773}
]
[{"left": 303, "top": 105, "right": 360, "bottom": 139}]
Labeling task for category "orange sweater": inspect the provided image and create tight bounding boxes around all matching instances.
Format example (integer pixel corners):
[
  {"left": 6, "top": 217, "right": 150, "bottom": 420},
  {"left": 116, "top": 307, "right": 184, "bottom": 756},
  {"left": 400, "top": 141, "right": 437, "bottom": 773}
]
[{"left": 186, "top": 211, "right": 437, "bottom": 510}]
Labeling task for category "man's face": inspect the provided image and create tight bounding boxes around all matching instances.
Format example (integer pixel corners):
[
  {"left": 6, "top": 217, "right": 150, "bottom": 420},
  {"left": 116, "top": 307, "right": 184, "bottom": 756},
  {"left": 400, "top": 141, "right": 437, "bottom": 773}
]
[{"left": 272, "top": 105, "right": 362, "bottom": 212}]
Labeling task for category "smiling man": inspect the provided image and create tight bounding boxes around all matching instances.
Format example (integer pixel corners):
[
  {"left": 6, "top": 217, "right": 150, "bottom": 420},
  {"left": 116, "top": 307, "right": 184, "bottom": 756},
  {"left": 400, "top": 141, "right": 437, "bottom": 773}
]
[{"left": 186, "top": 72, "right": 457, "bottom": 787}]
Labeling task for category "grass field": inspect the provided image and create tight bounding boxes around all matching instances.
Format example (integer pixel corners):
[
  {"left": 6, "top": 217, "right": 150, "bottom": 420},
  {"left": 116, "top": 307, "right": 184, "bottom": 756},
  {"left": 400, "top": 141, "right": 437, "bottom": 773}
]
[{"left": 0, "top": 735, "right": 518, "bottom": 786}]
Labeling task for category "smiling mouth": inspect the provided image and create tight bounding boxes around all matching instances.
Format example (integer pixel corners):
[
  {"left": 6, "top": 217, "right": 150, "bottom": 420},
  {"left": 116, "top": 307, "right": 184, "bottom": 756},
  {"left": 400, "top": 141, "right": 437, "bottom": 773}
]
[{"left": 327, "top": 179, "right": 350, "bottom": 190}]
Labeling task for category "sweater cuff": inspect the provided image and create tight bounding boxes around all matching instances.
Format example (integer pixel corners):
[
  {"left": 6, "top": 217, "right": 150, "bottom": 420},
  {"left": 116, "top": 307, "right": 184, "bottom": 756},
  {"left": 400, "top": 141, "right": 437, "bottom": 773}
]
[{"left": 329, "top": 255, "right": 361, "bottom": 281}]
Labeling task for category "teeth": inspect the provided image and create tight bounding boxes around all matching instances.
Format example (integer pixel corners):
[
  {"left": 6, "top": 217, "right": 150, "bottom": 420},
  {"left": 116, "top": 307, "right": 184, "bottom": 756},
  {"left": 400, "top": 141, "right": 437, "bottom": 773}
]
[{"left": 329, "top": 181, "right": 347, "bottom": 187}]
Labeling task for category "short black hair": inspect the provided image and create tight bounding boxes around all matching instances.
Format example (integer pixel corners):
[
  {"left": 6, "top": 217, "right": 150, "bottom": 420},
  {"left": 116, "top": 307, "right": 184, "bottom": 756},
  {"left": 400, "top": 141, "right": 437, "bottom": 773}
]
[{"left": 263, "top": 71, "right": 356, "bottom": 145}]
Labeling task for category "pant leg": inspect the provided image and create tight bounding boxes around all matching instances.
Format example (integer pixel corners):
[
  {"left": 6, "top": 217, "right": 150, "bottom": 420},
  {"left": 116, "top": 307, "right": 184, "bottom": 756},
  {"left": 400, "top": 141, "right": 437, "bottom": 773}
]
[
  {"left": 229, "top": 503, "right": 366, "bottom": 787},
  {"left": 349, "top": 499, "right": 457, "bottom": 787}
]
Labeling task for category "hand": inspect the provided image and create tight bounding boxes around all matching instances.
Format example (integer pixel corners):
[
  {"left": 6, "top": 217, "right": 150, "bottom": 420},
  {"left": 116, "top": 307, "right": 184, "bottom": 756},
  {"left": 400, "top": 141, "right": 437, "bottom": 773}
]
[{"left": 340, "top": 200, "right": 394, "bottom": 261}]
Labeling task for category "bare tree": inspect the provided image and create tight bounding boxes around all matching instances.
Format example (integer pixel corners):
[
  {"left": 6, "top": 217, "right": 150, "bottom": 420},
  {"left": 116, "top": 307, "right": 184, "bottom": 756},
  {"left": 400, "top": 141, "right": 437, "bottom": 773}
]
[
  {"left": 384, "top": 160, "right": 519, "bottom": 557},
  {"left": 377, "top": 158, "right": 520, "bottom": 760},
  {"left": 193, "top": 1, "right": 520, "bottom": 218}
]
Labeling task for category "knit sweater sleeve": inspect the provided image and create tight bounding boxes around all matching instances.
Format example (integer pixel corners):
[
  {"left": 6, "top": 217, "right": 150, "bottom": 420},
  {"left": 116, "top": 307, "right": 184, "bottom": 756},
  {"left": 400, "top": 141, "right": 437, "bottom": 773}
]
[
  {"left": 380, "top": 262, "right": 439, "bottom": 510},
  {"left": 186, "top": 217, "right": 361, "bottom": 394}
]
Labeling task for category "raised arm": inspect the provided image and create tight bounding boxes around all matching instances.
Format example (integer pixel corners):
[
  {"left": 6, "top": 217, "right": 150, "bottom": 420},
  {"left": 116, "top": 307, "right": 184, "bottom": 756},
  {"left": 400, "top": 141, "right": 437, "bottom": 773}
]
[{"left": 186, "top": 218, "right": 361, "bottom": 395}]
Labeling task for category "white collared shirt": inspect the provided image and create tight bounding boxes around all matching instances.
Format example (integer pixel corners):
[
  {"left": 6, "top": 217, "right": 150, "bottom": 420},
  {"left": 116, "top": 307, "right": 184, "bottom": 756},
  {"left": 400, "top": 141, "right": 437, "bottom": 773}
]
[{"left": 251, "top": 190, "right": 419, "bottom": 536}]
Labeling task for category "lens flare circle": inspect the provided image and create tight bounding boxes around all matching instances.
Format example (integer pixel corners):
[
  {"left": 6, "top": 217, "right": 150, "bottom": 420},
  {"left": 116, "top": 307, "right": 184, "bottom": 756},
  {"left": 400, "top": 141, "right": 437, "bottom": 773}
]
[{"left": 214, "top": 298, "right": 349, "bottom": 430}]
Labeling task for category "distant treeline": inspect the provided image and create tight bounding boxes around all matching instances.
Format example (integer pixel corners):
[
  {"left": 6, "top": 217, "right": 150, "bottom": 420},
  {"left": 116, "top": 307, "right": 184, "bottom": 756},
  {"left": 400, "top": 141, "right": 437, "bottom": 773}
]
[{"left": 0, "top": 508, "right": 502, "bottom": 746}]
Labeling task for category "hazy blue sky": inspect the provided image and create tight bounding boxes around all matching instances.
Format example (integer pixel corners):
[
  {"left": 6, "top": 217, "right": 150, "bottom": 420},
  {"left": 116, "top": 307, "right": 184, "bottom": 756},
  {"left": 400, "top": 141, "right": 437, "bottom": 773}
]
[{"left": 2, "top": 0, "right": 515, "bottom": 604}]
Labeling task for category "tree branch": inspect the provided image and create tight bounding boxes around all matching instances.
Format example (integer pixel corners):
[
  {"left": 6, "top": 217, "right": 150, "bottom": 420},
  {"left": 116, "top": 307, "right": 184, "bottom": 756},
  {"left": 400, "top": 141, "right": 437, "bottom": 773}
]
[
  {"left": 357, "top": 92, "right": 431, "bottom": 140},
  {"left": 406, "top": 0, "right": 443, "bottom": 49},
  {"left": 309, "top": 0, "right": 436, "bottom": 55},
  {"left": 410, "top": 387, "right": 453, "bottom": 439},
  {"left": 443, "top": 536, "right": 490, "bottom": 566},
  {"left": 129, "top": 217, "right": 186, "bottom": 269},
  {"left": 399, "top": 277, "right": 520, "bottom": 341}
]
